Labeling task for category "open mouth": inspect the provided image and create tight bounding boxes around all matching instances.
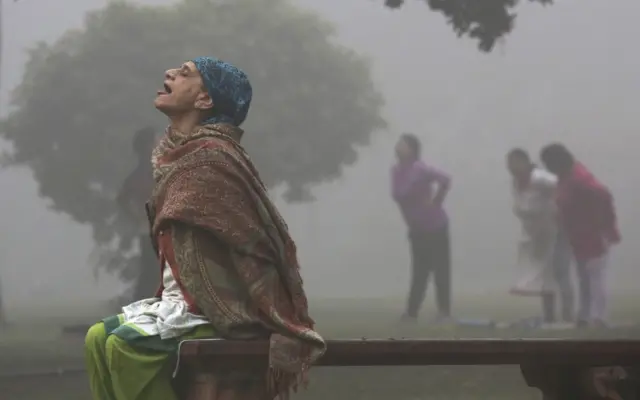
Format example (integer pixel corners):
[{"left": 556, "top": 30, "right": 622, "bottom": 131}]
[{"left": 157, "top": 83, "right": 172, "bottom": 96}]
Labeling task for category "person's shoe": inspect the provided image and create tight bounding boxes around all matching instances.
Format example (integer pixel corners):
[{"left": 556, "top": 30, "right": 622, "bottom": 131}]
[
  {"left": 592, "top": 319, "right": 609, "bottom": 329},
  {"left": 542, "top": 321, "right": 575, "bottom": 330},
  {"left": 576, "top": 319, "right": 589, "bottom": 328},
  {"left": 430, "top": 313, "right": 455, "bottom": 326},
  {"left": 400, "top": 313, "right": 418, "bottom": 323},
  {"left": 561, "top": 313, "right": 575, "bottom": 324}
]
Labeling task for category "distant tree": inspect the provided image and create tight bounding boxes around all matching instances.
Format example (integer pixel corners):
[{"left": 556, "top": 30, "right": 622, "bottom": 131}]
[
  {"left": 383, "top": 0, "right": 553, "bottom": 52},
  {"left": 0, "top": 0, "right": 20, "bottom": 321},
  {"left": 0, "top": 0, "right": 20, "bottom": 97},
  {"left": 0, "top": 0, "right": 385, "bottom": 301}
]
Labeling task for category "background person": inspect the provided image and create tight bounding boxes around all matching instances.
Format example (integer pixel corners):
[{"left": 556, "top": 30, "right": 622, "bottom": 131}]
[
  {"left": 541, "top": 143, "right": 620, "bottom": 328},
  {"left": 506, "top": 148, "right": 563, "bottom": 323},
  {"left": 391, "top": 133, "right": 452, "bottom": 323}
]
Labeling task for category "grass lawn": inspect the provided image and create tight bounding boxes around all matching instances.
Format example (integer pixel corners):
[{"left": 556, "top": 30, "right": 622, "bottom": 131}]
[{"left": 0, "top": 294, "right": 638, "bottom": 399}]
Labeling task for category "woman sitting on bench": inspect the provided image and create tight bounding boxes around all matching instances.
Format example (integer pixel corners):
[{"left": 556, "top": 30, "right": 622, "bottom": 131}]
[{"left": 84, "top": 57, "right": 326, "bottom": 400}]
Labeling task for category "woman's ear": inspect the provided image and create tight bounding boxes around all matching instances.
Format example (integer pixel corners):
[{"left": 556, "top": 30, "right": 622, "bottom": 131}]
[{"left": 196, "top": 93, "right": 214, "bottom": 111}]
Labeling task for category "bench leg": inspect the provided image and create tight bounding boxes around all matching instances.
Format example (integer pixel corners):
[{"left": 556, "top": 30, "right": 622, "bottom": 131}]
[
  {"left": 181, "top": 370, "right": 271, "bottom": 400},
  {"left": 521, "top": 364, "right": 638, "bottom": 400},
  {"left": 183, "top": 372, "right": 218, "bottom": 400}
]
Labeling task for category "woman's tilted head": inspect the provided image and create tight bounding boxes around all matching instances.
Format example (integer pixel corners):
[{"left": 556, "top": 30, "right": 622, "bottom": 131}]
[
  {"left": 395, "top": 133, "right": 421, "bottom": 162},
  {"left": 540, "top": 143, "right": 575, "bottom": 176}
]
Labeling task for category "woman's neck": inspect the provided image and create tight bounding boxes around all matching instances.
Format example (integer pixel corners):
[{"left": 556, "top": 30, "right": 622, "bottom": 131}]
[
  {"left": 556, "top": 162, "right": 577, "bottom": 180},
  {"left": 514, "top": 166, "right": 534, "bottom": 189},
  {"left": 169, "top": 112, "right": 202, "bottom": 136},
  {"left": 398, "top": 157, "right": 418, "bottom": 167}
]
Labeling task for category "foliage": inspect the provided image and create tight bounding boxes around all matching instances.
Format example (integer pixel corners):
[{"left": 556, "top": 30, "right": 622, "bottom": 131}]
[
  {"left": 0, "top": 0, "right": 385, "bottom": 290},
  {"left": 383, "top": 0, "right": 554, "bottom": 52}
]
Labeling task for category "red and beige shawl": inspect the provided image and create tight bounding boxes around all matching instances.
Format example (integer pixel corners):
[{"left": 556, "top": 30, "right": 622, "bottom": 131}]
[{"left": 147, "top": 123, "right": 326, "bottom": 397}]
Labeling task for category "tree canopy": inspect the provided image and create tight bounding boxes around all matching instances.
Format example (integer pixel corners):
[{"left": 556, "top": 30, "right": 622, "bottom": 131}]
[
  {"left": 383, "top": 0, "right": 553, "bottom": 52},
  {"left": 0, "top": 0, "right": 385, "bottom": 288}
]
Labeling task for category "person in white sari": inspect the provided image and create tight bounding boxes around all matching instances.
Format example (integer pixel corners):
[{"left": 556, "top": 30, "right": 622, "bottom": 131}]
[{"left": 507, "top": 148, "right": 560, "bottom": 323}]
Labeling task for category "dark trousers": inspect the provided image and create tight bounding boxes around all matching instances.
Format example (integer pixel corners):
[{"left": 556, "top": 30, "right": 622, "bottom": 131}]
[
  {"left": 406, "top": 225, "right": 451, "bottom": 317},
  {"left": 541, "top": 293, "right": 556, "bottom": 323},
  {"left": 539, "top": 231, "right": 575, "bottom": 323},
  {"left": 549, "top": 230, "right": 575, "bottom": 322}
]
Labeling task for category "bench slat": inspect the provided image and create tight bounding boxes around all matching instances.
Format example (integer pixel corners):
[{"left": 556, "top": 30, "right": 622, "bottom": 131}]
[{"left": 179, "top": 339, "right": 640, "bottom": 366}]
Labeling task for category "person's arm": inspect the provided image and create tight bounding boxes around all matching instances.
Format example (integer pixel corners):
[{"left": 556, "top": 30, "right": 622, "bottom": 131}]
[
  {"left": 116, "top": 175, "right": 133, "bottom": 213},
  {"left": 532, "top": 171, "right": 558, "bottom": 219},
  {"left": 169, "top": 221, "right": 314, "bottom": 340},
  {"left": 576, "top": 181, "right": 620, "bottom": 244},
  {"left": 154, "top": 159, "right": 281, "bottom": 334},
  {"left": 595, "top": 187, "right": 620, "bottom": 244},
  {"left": 167, "top": 222, "right": 258, "bottom": 333},
  {"left": 391, "top": 166, "right": 421, "bottom": 200},
  {"left": 167, "top": 221, "right": 326, "bottom": 388},
  {"left": 535, "top": 171, "right": 557, "bottom": 196},
  {"left": 119, "top": 164, "right": 155, "bottom": 218},
  {"left": 117, "top": 167, "right": 144, "bottom": 219},
  {"left": 428, "top": 166, "right": 451, "bottom": 206}
]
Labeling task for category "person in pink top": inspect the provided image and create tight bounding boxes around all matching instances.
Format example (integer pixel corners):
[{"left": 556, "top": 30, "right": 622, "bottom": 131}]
[
  {"left": 540, "top": 143, "right": 620, "bottom": 327},
  {"left": 391, "top": 133, "right": 452, "bottom": 322}
]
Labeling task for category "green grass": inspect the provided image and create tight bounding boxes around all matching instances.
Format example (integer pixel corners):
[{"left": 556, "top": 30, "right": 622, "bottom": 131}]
[{"left": 0, "top": 294, "right": 638, "bottom": 399}]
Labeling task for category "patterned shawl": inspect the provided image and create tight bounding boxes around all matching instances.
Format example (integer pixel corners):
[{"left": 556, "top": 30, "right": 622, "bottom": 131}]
[{"left": 148, "top": 123, "right": 326, "bottom": 397}]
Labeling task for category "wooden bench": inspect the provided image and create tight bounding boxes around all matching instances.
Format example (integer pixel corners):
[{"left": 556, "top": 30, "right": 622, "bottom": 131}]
[{"left": 176, "top": 338, "right": 640, "bottom": 400}]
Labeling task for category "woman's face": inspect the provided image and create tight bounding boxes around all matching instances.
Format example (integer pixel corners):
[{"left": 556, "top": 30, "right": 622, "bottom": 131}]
[
  {"left": 395, "top": 139, "right": 413, "bottom": 161},
  {"left": 507, "top": 156, "right": 530, "bottom": 179},
  {"left": 541, "top": 156, "right": 565, "bottom": 176}
]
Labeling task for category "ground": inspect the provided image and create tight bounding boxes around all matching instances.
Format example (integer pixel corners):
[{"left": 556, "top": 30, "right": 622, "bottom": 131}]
[{"left": 0, "top": 294, "right": 638, "bottom": 399}]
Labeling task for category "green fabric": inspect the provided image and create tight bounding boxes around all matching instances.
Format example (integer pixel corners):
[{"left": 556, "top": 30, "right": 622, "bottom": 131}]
[{"left": 85, "top": 314, "right": 216, "bottom": 400}]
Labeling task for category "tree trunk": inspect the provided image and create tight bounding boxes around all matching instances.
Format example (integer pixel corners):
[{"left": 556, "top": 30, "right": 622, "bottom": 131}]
[{"left": 131, "top": 235, "right": 160, "bottom": 301}]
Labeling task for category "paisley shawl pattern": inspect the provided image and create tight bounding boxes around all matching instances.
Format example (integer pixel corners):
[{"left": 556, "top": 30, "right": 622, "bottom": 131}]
[{"left": 148, "top": 123, "right": 326, "bottom": 398}]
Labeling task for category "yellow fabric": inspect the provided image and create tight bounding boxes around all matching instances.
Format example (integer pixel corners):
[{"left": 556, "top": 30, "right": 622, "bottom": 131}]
[
  {"left": 84, "top": 320, "right": 215, "bottom": 400},
  {"left": 85, "top": 322, "right": 176, "bottom": 400}
]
